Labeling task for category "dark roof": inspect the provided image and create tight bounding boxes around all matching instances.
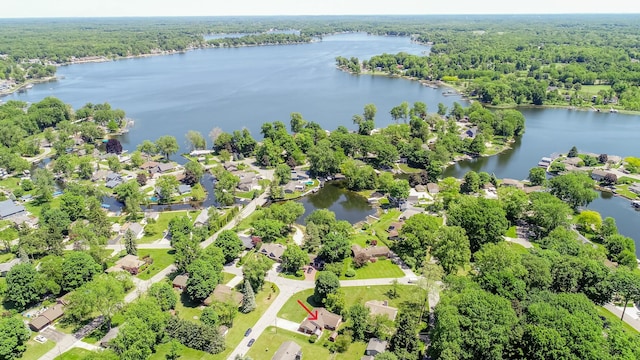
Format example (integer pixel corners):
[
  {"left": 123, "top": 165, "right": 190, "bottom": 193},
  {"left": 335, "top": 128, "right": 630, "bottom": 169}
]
[{"left": 0, "top": 200, "right": 26, "bottom": 219}]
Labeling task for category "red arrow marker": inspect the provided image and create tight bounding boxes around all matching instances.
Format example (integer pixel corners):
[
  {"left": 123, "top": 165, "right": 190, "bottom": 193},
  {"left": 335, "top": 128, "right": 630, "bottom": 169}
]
[{"left": 297, "top": 300, "right": 318, "bottom": 321}]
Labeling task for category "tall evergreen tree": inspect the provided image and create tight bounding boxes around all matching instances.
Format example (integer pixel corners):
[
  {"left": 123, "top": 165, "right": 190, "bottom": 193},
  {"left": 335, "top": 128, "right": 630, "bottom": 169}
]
[
  {"left": 124, "top": 229, "right": 137, "bottom": 255},
  {"left": 240, "top": 281, "right": 257, "bottom": 314}
]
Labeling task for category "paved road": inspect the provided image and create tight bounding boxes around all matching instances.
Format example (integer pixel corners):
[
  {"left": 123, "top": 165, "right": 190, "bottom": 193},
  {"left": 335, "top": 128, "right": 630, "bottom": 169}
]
[
  {"left": 227, "top": 262, "right": 419, "bottom": 360},
  {"left": 604, "top": 303, "right": 640, "bottom": 332}
]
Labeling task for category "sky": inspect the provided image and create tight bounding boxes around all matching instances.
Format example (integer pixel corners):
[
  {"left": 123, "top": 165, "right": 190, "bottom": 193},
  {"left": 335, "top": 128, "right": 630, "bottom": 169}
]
[{"left": 4, "top": 0, "right": 640, "bottom": 18}]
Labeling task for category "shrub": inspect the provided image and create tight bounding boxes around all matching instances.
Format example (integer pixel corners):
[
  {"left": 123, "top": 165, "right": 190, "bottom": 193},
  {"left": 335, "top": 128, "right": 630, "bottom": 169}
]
[
  {"left": 309, "top": 334, "right": 318, "bottom": 343},
  {"left": 345, "top": 268, "right": 356, "bottom": 277}
]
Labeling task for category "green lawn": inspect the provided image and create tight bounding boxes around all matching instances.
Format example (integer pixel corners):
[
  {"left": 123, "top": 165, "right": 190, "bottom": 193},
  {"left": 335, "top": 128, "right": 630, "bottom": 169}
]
[
  {"left": 135, "top": 249, "right": 176, "bottom": 280},
  {"left": 24, "top": 197, "right": 62, "bottom": 218},
  {"left": 615, "top": 184, "right": 639, "bottom": 199},
  {"left": 221, "top": 271, "right": 237, "bottom": 285},
  {"left": 0, "top": 227, "right": 18, "bottom": 242},
  {"left": 247, "top": 327, "right": 367, "bottom": 360},
  {"left": 597, "top": 306, "right": 640, "bottom": 335},
  {"left": 233, "top": 208, "right": 264, "bottom": 232},
  {"left": 504, "top": 226, "right": 517, "bottom": 238},
  {"left": 207, "top": 282, "right": 280, "bottom": 360},
  {"left": 150, "top": 341, "right": 217, "bottom": 360},
  {"left": 278, "top": 284, "right": 418, "bottom": 323},
  {"left": 21, "top": 333, "right": 56, "bottom": 360},
  {"left": 397, "top": 163, "right": 422, "bottom": 173},
  {"left": 139, "top": 210, "right": 199, "bottom": 243},
  {"left": 175, "top": 290, "right": 204, "bottom": 321},
  {"left": 53, "top": 348, "right": 95, "bottom": 360},
  {"left": 340, "top": 259, "right": 405, "bottom": 280},
  {"left": 0, "top": 252, "right": 15, "bottom": 263},
  {"left": 0, "top": 177, "right": 23, "bottom": 191},
  {"left": 371, "top": 209, "right": 401, "bottom": 244},
  {"left": 506, "top": 242, "right": 529, "bottom": 255}
]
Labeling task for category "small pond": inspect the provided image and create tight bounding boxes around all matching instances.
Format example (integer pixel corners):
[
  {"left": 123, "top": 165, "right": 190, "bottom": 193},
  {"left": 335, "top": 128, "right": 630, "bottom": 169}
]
[{"left": 296, "top": 181, "right": 376, "bottom": 225}]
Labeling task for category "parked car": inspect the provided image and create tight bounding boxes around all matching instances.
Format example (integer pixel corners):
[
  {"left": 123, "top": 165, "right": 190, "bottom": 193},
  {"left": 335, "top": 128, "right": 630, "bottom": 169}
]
[
  {"left": 244, "top": 328, "right": 252, "bottom": 337},
  {"left": 247, "top": 338, "right": 255, "bottom": 347}
]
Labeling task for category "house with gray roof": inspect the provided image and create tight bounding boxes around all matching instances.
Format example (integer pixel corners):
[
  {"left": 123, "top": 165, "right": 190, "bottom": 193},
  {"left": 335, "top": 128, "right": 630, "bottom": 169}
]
[
  {"left": 178, "top": 184, "right": 192, "bottom": 195},
  {"left": 0, "top": 200, "right": 26, "bottom": 219},
  {"left": 272, "top": 341, "right": 302, "bottom": 360},
  {"left": 0, "top": 258, "right": 21, "bottom": 277},
  {"left": 365, "top": 338, "right": 388, "bottom": 356}
]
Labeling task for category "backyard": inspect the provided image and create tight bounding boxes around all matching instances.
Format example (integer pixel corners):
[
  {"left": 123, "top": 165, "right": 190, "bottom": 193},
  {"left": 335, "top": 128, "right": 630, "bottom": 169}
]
[
  {"left": 339, "top": 258, "right": 405, "bottom": 280},
  {"left": 135, "top": 249, "right": 176, "bottom": 280},
  {"left": 139, "top": 210, "right": 201, "bottom": 244}
]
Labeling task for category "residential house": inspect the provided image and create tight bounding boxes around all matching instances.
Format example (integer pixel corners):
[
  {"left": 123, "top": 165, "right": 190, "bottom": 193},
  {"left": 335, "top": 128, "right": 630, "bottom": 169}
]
[
  {"left": 272, "top": 341, "right": 302, "bottom": 360},
  {"left": 365, "top": 300, "right": 398, "bottom": 321},
  {"left": 259, "top": 243, "right": 286, "bottom": 262},
  {"left": 144, "top": 211, "right": 160, "bottom": 222},
  {"left": 105, "top": 172, "right": 123, "bottom": 189},
  {"left": 140, "top": 161, "right": 160, "bottom": 172},
  {"left": 106, "top": 254, "right": 146, "bottom": 275},
  {"left": 283, "top": 182, "right": 298, "bottom": 194},
  {"left": 100, "top": 327, "right": 120, "bottom": 348},
  {"left": 426, "top": 183, "right": 440, "bottom": 194},
  {"left": 365, "top": 338, "right": 388, "bottom": 357},
  {"left": 0, "top": 200, "right": 26, "bottom": 220},
  {"left": 172, "top": 275, "right": 189, "bottom": 291},
  {"left": 400, "top": 208, "right": 421, "bottom": 220},
  {"left": 351, "top": 244, "right": 390, "bottom": 259},
  {"left": 237, "top": 173, "right": 258, "bottom": 192},
  {"left": 91, "top": 169, "right": 109, "bottom": 182},
  {"left": 501, "top": 179, "right": 524, "bottom": 189},
  {"left": 590, "top": 169, "right": 611, "bottom": 182},
  {"left": 239, "top": 235, "right": 257, "bottom": 250},
  {"left": 122, "top": 222, "right": 145, "bottom": 239},
  {"left": 193, "top": 210, "right": 209, "bottom": 227},
  {"left": 298, "top": 308, "right": 343, "bottom": 335},
  {"left": 387, "top": 221, "right": 404, "bottom": 240},
  {"left": 204, "top": 284, "right": 244, "bottom": 306},
  {"left": 459, "top": 126, "right": 478, "bottom": 140},
  {"left": 0, "top": 258, "right": 21, "bottom": 277},
  {"left": 29, "top": 303, "right": 65, "bottom": 331},
  {"left": 178, "top": 184, "right": 192, "bottom": 195},
  {"left": 562, "top": 157, "right": 582, "bottom": 166},
  {"left": 223, "top": 163, "right": 238, "bottom": 172}
]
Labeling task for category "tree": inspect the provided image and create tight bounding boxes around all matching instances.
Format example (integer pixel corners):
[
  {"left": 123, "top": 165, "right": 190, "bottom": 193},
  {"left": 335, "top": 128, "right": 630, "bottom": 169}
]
[
  {"left": 105, "top": 138, "right": 123, "bottom": 154},
  {"left": 341, "top": 159, "right": 377, "bottom": 191},
  {"left": 214, "top": 230, "right": 243, "bottom": 264},
  {"left": 604, "top": 234, "right": 637, "bottom": 268},
  {"left": 308, "top": 139, "right": 340, "bottom": 176},
  {"left": 305, "top": 209, "right": 337, "bottom": 238},
  {"left": 568, "top": 146, "right": 578, "bottom": 158},
  {"left": 111, "top": 317, "right": 156, "bottom": 360},
  {"left": 447, "top": 196, "right": 508, "bottom": 252},
  {"left": 59, "top": 192, "right": 86, "bottom": 222},
  {"left": 389, "top": 179, "right": 410, "bottom": 202},
  {"left": 184, "top": 160, "right": 204, "bottom": 185},
  {"left": 186, "top": 130, "right": 206, "bottom": 151},
  {"left": 598, "top": 153, "right": 608, "bottom": 163},
  {"left": 148, "top": 282, "right": 177, "bottom": 311},
  {"left": 390, "top": 308, "right": 421, "bottom": 360},
  {"left": 290, "top": 112, "right": 306, "bottom": 133},
  {"left": 124, "top": 229, "right": 137, "bottom": 255},
  {"left": 0, "top": 316, "right": 30, "bottom": 360},
  {"left": 432, "top": 226, "right": 471, "bottom": 274},
  {"left": 62, "top": 251, "right": 102, "bottom": 292},
  {"left": 155, "top": 135, "right": 179, "bottom": 160},
  {"left": 252, "top": 219, "right": 286, "bottom": 243},
  {"left": 363, "top": 103, "right": 377, "bottom": 122},
  {"left": 67, "top": 273, "right": 129, "bottom": 329},
  {"left": 200, "top": 306, "right": 219, "bottom": 327},
  {"left": 528, "top": 192, "right": 572, "bottom": 238},
  {"left": 575, "top": 210, "right": 602, "bottom": 234},
  {"left": 186, "top": 258, "right": 221, "bottom": 303},
  {"left": 528, "top": 167, "right": 546, "bottom": 186},
  {"left": 156, "top": 175, "right": 179, "bottom": 203},
  {"left": 609, "top": 268, "right": 640, "bottom": 320},
  {"left": 281, "top": 244, "right": 307, "bottom": 274},
  {"left": 348, "top": 303, "right": 370, "bottom": 341},
  {"left": 5, "top": 263, "right": 40, "bottom": 311},
  {"left": 274, "top": 164, "right": 291, "bottom": 185},
  {"left": 314, "top": 271, "right": 340, "bottom": 303},
  {"left": 137, "top": 139, "right": 157, "bottom": 161},
  {"left": 460, "top": 171, "right": 480, "bottom": 194},
  {"left": 33, "top": 167, "right": 54, "bottom": 203},
  {"left": 324, "top": 290, "right": 346, "bottom": 315},
  {"left": 318, "top": 233, "right": 351, "bottom": 263},
  {"left": 240, "top": 281, "right": 257, "bottom": 314},
  {"left": 549, "top": 172, "right": 597, "bottom": 209},
  {"left": 437, "top": 102, "right": 448, "bottom": 116},
  {"left": 242, "top": 255, "right": 271, "bottom": 292}
]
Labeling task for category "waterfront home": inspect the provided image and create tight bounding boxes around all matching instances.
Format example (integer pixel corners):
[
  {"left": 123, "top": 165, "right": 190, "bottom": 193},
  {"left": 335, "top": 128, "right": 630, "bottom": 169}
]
[
  {"left": 259, "top": 243, "right": 286, "bottom": 262},
  {"left": 298, "top": 308, "right": 342, "bottom": 335},
  {"left": 29, "top": 303, "right": 65, "bottom": 331},
  {"left": 91, "top": 169, "right": 109, "bottom": 182},
  {"left": 204, "top": 284, "right": 243, "bottom": 306},
  {"left": 172, "top": 275, "right": 189, "bottom": 291},
  {"left": 178, "top": 184, "right": 191, "bottom": 195},
  {"left": 501, "top": 178, "right": 524, "bottom": 189},
  {"left": 237, "top": 173, "right": 258, "bottom": 192},
  {"left": 140, "top": 161, "right": 160, "bottom": 172},
  {"left": 0, "top": 200, "right": 26, "bottom": 220},
  {"left": 590, "top": 169, "right": 612, "bottom": 182},
  {"left": 365, "top": 300, "right": 398, "bottom": 321},
  {"left": 400, "top": 207, "right": 422, "bottom": 220},
  {"left": 157, "top": 162, "right": 176, "bottom": 173},
  {"left": 365, "top": 338, "right": 388, "bottom": 357},
  {"left": 283, "top": 182, "right": 298, "bottom": 194},
  {"left": 387, "top": 221, "right": 404, "bottom": 240},
  {"left": 193, "top": 210, "right": 209, "bottom": 227},
  {"left": 426, "top": 183, "right": 440, "bottom": 194},
  {"left": 272, "top": 341, "right": 302, "bottom": 360},
  {"left": 105, "top": 172, "right": 123, "bottom": 189}
]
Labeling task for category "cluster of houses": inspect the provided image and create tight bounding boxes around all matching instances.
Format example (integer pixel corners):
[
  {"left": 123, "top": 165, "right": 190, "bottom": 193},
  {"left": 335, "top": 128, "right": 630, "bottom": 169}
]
[{"left": 223, "top": 163, "right": 260, "bottom": 192}]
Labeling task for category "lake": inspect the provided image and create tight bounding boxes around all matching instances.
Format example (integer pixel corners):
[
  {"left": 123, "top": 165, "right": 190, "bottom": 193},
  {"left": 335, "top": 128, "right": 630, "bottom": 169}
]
[
  {"left": 296, "top": 181, "right": 376, "bottom": 225},
  {"left": 4, "top": 33, "right": 639, "bottom": 255}
]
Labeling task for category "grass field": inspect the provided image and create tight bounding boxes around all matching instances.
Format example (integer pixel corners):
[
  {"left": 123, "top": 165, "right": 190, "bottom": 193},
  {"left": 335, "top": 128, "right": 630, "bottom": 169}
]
[
  {"left": 0, "top": 252, "right": 15, "bottom": 263},
  {"left": 175, "top": 290, "right": 204, "bottom": 321},
  {"left": 397, "top": 163, "right": 422, "bottom": 174},
  {"left": 247, "top": 327, "right": 368, "bottom": 360},
  {"left": 340, "top": 259, "right": 405, "bottom": 280},
  {"left": 0, "top": 227, "right": 18, "bottom": 242},
  {"left": 221, "top": 271, "right": 237, "bottom": 285},
  {"left": 371, "top": 209, "right": 401, "bottom": 244},
  {"left": 504, "top": 226, "right": 517, "bottom": 238},
  {"left": 150, "top": 341, "right": 218, "bottom": 360},
  {"left": 278, "top": 284, "right": 418, "bottom": 323},
  {"left": 53, "top": 348, "right": 94, "bottom": 360},
  {"left": 135, "top": 249, "right": 176, "bottom": 280},
  {"left": 597, "top": 306, "right": 640, "bottom": 335},
  {"left": 615, "top": 184, "right": 639, "bottom": 199},
  {"left": 233, "top": 208, "right": 264, "bottom": 232},
  {"left": 21, "top": 333, "right": 56, "bottom": 360},
  {"left": 139, "top": 210, "right": 199, "bottom": 243}
]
